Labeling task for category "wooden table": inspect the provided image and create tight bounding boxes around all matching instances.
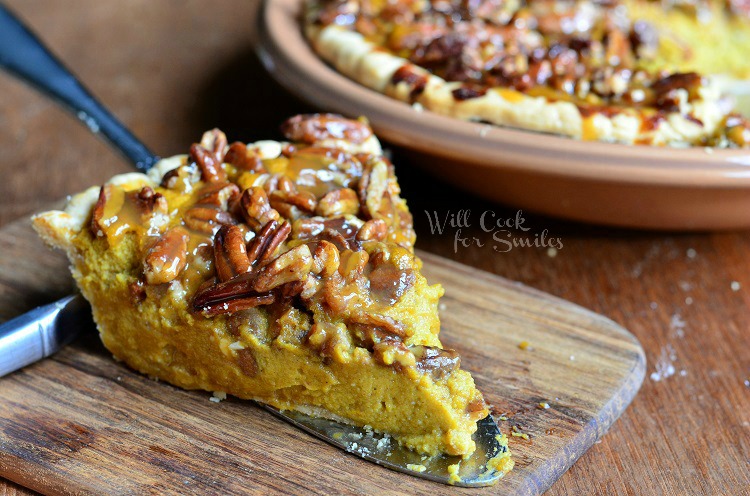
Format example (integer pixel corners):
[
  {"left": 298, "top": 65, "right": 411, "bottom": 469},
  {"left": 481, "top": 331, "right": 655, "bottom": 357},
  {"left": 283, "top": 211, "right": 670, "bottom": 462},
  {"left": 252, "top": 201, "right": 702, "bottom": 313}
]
[{"left": 1, "top": 1, "right": 748, "bottom": 494}]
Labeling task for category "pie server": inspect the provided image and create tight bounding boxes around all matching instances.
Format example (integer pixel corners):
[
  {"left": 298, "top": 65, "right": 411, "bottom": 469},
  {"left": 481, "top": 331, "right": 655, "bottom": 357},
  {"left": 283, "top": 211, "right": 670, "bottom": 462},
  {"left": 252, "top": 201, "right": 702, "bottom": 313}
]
[{"left": 0, "top": 4, "right": 509, "bottom": 487}]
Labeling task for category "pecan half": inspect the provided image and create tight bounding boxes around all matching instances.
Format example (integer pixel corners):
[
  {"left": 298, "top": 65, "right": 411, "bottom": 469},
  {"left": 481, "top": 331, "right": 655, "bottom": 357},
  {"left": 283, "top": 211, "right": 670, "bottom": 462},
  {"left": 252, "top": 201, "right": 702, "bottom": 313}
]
[
  {"left": 193, "top": 270, "right": 272, "bottom": 313},
  {"left": 338, "top": 249, "right": 369, "bottom": 281},
  {"left": 292, "top": 216, "right": 362, "bottom": 251},
  {"left": 90, "top": 184, "right": 113, "bottom": 238},
  {"left": 183, "top": 205, "right": 236, "bottom": 235},
  {"left": 412, "top": 346, "right": 460, "bottom": 379},
  {"left": 264, "top": 174, "right": 296, "bottom": 194},
  {"left": 356, "top": 219, "right": 387, "bottom": 242},
  {"left": 190, "top": 143, "right": 227, "bottom": 183},
  {"left": 280, "top": 114, "right": 373, "bottom": 144},
  {"left": 239, "top": 186, "right": 281, "bottom": 230},
  {"left": 368, "top": 264, "right": 415, "bottom": 305},
  {"left": 311, "top": 240, "right": 340, "bottom": 278},
  {"left": 196, "top": 182, "right": 240, "bottom": 209},
  {"left": 214, "top": 225, "right": 252, "bottom": 282},
  {"left": 224, "top": 142, "right": 265, "bottom": 172},
  {"left": 196, "top": 292, "right": 276, "bottom": 317},
  {"left": 358, "top": 160, "right": 389, "bottom": 219},
  {"left": 246, "top": 220, "right": 291, "bottom": 267},
  {"left": 392, "top": 65, "right": 428, "bottom": 100},
  {"left": 143, "top": 227, "right": 189, "bottom": 285},
  {"left": 161, "top": 163, "right": 200, "bottom": 192},
  {"left": 269, "top": 189, "right": 317, "bottom": 217},
  {"left": 200, "top": 128, "right": 228, "bottom": 164},
  {"left": 293, "top": 147, "right": 364, "bottom": 183},
  {"left": 315, "top": 188, "right": 359, "bottom": 217},
  {"left": 133, "top": 186, "right": 168, "bottom": 218},
  {"left": 252, "top": 244, "right": 313, "bottom": 293},
  {"left": 349, "top": 313, "right": 406, "bottom": 339}
]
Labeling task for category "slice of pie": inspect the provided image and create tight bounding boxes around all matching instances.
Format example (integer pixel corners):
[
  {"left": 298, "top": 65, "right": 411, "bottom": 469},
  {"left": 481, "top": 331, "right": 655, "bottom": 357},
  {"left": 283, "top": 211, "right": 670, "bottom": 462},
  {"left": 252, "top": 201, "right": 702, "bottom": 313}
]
[{"left": 32, "top": 114, "right": 494, "bottom": 458}]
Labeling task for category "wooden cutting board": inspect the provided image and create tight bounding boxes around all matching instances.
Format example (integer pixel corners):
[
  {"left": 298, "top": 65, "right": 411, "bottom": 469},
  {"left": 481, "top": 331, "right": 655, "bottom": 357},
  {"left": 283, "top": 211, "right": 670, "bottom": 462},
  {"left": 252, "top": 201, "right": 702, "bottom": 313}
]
[{"left": 0, "top": 215, "right": 645, "bottom": 495}]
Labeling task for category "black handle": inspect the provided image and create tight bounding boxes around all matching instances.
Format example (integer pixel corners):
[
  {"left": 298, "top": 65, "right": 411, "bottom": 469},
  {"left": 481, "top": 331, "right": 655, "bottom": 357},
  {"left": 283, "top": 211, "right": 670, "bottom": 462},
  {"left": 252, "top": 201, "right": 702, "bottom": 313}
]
[{"left": 0, "top": 4, "right": 158, "bottom": 171}]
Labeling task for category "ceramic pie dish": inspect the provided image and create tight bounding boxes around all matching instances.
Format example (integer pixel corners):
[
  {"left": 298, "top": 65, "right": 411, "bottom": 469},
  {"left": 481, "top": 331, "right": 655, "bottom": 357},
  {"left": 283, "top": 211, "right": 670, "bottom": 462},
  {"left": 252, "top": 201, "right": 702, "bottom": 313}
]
[{"left": 257, "top": 0, "right": 750, "bottom": 230}]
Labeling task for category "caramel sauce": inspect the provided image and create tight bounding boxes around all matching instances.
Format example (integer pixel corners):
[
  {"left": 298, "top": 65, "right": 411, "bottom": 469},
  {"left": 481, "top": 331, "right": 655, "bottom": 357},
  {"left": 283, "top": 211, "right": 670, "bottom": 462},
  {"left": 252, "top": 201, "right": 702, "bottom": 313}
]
[
  {"left": 286, "top": 149, "right": 358, "bottom": 198},
  {"left": 97, "top": 188, "right": 149, "bottom": 242}
]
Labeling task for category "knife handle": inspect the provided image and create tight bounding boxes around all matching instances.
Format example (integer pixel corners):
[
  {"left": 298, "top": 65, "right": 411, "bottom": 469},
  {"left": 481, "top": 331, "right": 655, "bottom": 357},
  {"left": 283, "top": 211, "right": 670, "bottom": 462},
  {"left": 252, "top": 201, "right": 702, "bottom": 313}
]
[
  {"left": 0, "top": 295, "right": 87, "bottom": 378},
  {"left": 0, "top": 4, "right": 158, "bottom": 172}
]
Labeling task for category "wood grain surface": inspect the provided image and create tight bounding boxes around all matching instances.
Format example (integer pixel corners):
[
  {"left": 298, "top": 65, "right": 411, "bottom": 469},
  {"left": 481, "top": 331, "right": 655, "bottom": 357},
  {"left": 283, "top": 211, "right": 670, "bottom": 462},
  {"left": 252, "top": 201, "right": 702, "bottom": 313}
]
[
  {"left": 0, "top": 1, "right": 748, "bottom": 495},
  {"left": 0, "top": 217, "right": 643, "bottom": 495}
]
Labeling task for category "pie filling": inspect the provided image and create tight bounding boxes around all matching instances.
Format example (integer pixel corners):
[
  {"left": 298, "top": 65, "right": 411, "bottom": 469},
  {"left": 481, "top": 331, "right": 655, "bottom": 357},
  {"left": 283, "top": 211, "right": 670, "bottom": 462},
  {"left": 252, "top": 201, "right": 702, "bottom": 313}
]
[
  {"left": 32, "top": 114, "right": 501, "bottom": 460},
  {"left": 306, "top": 0, "right": 750, "bottom": 147}
]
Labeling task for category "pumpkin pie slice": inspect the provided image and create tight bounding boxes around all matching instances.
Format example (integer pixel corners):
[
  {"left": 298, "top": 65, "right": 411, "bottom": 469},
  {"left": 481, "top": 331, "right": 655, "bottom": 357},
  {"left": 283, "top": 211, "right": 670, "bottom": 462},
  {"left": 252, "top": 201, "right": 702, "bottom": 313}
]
[{"left": 32, "top": 114, "right": 495, "bottom": 458}]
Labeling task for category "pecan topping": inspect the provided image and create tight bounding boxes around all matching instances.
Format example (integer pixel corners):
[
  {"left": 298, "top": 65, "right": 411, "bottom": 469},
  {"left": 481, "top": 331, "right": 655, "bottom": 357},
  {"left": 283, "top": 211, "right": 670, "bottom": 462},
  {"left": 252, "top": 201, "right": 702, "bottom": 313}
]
[
  {"left": 195, "top": 291, "right": 276, "bottom": 317},
  {"left": 133, "top": 186, "right": 168, "bottom": 217},
  {"left": 161, "top": 163, "right": 200, "bottom": 192},
  {"left": 200, "top": 128, "right": 228, "bottom": 164},
  {"left": 183, "top": 205, "right": 236, "bottom": 235},
  {"left": 239, "top": 187, "right": 281, "bottom": 230},
  {"left": 224, "top": 142, "right": 265, "bottom": 172},
  {"left": 246, "top": 220, "right": 291, "bottom": 267},
  {"left": 391, "top": 65, "right": 428, "bottom": 100},
  {"left": 311, "top": 240, "right": 340, "bottom": 278},
  {"left": 196, "top": 182, "right": 241, "bottom": 209},
  {"left": 252, "top": 244, "right": 313, "bottom": 293},
  {"left": 368, "top": 264, "right": 415, "bottom": 305},
  {"left": 214, "top": 225, "right": 252, "bottom": 282},
  {"left": 281, "top": 114, "right": 373, "bottom": 144},
  {"left": 143, "top": 227, "right": 189, "bottom": 285},
  {"left": 338, "top": 249, "right": 369, "bottom": 281},
  {"left": 190, "top": 143, "right": 227, "bottom": 183},
  {"left": 652, "top": 72, "right": 703, "bottom": 112},
  {"left": 315, "top": 188, "right": 360, "bottom": 217},
  {"left": 358, "top": 160, "right": 389, "bottom": 219},
  {"left": 193, "top": 221, "right": 300, "bottom": 315},
  {"left": 356, "top": 219, "right": 387, "bottom": 242},
  {"left": 270, "top": 189, "right": 317, "bottom": 218},
  {"left": 293, "top": 216, "right": 361, "bottom": 251},
  {"left": 90, "top": 184, "right": 113, "bottom": 238},
  {"left": 412, "top": 346, "right": 461, "bottom": 380},
  {"left": 452, "top": 86, "right": 487, "bottom": 101},
  {"left": 294, "top": 146, "right": 364, "bottom": 182},
  {"left": 349, "top": 313, "right": 406, "bottom": 339},
  {"left": 264, "top": 174, "right": 296, "bottom": 194}
]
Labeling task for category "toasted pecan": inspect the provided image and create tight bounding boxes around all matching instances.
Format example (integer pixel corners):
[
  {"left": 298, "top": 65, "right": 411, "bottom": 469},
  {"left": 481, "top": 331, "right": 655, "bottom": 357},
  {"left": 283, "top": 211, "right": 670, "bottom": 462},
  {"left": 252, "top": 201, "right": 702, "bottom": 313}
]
[
  {"left": 214, "top": 225, "right": 252, "bottom": 282},
  {"left": 280, "top": 114, "right": 373, "bottom": 144},
  {"left": 143, "top": 227, "right": 189, "bottom": 285}
]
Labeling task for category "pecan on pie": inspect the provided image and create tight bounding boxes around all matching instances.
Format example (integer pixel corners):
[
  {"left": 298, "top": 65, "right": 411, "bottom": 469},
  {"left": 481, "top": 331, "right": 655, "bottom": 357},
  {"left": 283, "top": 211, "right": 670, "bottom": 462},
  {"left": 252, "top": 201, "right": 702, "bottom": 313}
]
[
  {"left": 305, "top": 0, "right": 750, "bottom": 147},
  {"left": 32, "top": 114, "right": 503, "bottom": 460}
]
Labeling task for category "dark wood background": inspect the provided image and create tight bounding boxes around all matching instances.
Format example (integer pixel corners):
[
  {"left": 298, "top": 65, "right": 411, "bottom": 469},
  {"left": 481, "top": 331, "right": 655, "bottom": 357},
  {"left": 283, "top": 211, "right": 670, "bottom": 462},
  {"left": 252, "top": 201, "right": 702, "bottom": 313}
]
[{"left": 1, "top": 1, "right": 748, "bottom": 494}]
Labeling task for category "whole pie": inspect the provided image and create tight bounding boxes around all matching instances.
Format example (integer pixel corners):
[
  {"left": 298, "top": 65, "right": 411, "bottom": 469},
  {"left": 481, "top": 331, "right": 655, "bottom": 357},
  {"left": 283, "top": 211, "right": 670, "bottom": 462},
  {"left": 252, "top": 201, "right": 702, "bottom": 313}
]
[
  {"left": 305, "top": 0, "right": 750, "bottom": 147},
  {"left": 32, "top": 114, "right": 501, "bottom": 460}
]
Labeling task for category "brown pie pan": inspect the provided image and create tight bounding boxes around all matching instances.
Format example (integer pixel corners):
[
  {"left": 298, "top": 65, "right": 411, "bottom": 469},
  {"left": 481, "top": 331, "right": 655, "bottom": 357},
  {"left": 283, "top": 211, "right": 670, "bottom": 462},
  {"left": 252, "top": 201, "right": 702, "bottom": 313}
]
[{"left": 258, "top": 0, "right": 750, "bottom": 230}]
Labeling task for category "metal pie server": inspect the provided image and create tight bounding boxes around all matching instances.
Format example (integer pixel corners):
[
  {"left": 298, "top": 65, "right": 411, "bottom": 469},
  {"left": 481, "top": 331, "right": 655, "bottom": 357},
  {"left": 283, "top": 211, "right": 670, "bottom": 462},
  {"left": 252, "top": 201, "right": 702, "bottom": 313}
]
[{"left": 0, "top": 4, "right": 510, "bottom": 487}]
